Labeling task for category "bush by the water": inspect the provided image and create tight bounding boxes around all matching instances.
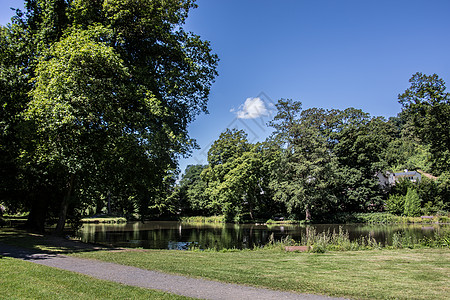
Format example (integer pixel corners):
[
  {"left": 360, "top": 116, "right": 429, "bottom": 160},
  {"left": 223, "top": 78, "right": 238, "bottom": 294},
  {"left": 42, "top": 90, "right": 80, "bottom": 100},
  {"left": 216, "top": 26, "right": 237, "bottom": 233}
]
[
  {"left": 181, "top": 215, "right": 225, "bottom": 223},
  {"left": 404, "top": 188, "right": 421, "bottom": 217},
  {"left": 386, "top": 194, "right": 405, "bottom": 215}
]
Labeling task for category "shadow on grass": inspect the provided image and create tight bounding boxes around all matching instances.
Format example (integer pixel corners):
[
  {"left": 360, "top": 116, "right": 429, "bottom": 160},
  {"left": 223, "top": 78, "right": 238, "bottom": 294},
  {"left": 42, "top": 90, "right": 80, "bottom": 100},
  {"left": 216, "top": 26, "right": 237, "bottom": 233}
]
[{"left": 0, "top": 227, "right": 122, "bottom": 260}]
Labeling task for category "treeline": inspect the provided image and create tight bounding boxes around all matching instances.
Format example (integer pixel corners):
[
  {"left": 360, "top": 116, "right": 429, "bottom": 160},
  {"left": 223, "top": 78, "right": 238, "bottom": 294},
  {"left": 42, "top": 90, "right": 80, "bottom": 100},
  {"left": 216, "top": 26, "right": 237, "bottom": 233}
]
[
  {"left": 1, "top": 2, "right": 449, "bottom": 231},
  {"left": 171, "top": 73, "right": 450, "bottom": 222}
]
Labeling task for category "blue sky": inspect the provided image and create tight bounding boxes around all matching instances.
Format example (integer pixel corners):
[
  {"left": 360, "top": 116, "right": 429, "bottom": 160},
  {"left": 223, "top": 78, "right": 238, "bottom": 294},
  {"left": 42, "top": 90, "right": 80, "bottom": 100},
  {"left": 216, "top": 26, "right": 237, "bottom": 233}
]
[{"left": 2, "top": 0, "right": 450, "bottom": 175}]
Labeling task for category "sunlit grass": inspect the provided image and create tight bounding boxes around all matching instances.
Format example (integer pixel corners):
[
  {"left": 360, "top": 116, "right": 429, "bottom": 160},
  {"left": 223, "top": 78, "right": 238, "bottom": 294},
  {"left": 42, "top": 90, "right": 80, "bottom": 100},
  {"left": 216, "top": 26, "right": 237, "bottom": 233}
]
[
  {"left": 0, "top": 257, "right": 191, "bottom": 299},
  {"left": 1, "top": 227, "right": 449, "bottom": 299},
  {"left": 73, "top": 247, "right": 450, "bottom": 300}
]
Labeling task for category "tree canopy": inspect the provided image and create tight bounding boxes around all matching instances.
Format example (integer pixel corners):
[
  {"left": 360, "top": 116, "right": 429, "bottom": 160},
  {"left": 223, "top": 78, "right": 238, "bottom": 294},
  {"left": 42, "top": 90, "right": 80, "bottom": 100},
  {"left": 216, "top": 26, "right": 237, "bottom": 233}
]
[
  {"left": 0, "top": 2, "right": 448, "bottom": 227},
  {"left": 0, "top": 0, "right": 218, "bottom": 233},
  {"left": 398, "top": 72, "right": 450, "bottom": 175}
]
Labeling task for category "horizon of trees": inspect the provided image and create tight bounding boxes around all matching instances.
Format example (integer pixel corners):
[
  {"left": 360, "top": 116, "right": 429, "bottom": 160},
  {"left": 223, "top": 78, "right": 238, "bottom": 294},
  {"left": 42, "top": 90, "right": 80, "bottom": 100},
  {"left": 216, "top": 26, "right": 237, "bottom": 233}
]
[
  {"left": 173, "top": 72, "right": 450, "bottom": 222},
  {"left": 0, "top": 3, "right": 449, "bottom": 231}
]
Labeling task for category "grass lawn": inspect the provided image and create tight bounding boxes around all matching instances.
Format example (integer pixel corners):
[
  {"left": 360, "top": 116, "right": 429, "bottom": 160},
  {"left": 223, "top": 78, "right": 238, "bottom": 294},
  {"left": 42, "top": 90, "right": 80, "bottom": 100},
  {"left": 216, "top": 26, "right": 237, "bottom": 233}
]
[
  {"left": 73, "top": 247, "right": 450, "bottom": 300},
  {"left": 0, "top": 257, "right": 191, "bottom": 299},
  {"left": 1, "top": 228, "right": 449, "bottom": 299}
]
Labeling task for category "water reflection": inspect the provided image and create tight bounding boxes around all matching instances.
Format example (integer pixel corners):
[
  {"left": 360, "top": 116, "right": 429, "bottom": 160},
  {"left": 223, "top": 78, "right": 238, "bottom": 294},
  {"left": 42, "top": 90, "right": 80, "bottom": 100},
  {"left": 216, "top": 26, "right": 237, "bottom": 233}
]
[{"left": 76, "top": 221, "right": 448, "bottom": 250}]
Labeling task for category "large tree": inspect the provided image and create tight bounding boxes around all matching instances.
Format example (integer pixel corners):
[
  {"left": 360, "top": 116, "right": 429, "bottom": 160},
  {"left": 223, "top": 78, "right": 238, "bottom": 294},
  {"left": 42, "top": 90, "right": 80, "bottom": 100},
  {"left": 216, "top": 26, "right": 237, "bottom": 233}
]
[
  {"left": 269, "top": 100, "right": 340, "bottom": 221},
  {"left": 332, "top": 109, "right": 393, "bottom": 212},
  {"left": 0, "top": 0, "right": 218, "bottom": 233},
  {"left": 398, "top": 72, "right": 450, "bottom": 175},
  {"left": 201, "top": 129, "right": 274, "bottom": 221}
]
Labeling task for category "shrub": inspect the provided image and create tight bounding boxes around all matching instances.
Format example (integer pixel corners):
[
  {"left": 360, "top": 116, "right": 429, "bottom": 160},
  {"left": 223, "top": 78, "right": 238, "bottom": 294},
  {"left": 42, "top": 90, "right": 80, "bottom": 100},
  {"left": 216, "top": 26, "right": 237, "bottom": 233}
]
[
  {"left": 353, "top": 212, "right": 400, "bottom": 224},
  {"left": 438, "top": 215, "right": 449, "bottom": 223},
  {"left": 181, "top": 215, "right": 224, "bottom": 223},
  {"left": 385, "top": 194, "right": 405, "bottom": 215},
  {"left": 404, "top": 188, "right": 421, "bottom": 217}
]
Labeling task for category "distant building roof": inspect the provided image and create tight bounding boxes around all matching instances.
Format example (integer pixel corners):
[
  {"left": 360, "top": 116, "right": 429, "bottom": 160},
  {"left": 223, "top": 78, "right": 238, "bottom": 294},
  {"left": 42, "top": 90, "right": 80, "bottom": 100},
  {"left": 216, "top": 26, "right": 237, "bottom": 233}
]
[
  {"left": 393, "top": 171, "right": 420, "bottom": 177},
  {"left": 417, "top": 170, "right": 438, "bottom": 180}
]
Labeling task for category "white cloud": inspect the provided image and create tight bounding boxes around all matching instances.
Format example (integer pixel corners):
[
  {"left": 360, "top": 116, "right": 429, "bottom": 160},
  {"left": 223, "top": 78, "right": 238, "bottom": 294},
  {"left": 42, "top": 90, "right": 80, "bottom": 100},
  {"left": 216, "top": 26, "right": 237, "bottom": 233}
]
[{"left": 234, "top": 97, "right": 269, "bottom": 119}]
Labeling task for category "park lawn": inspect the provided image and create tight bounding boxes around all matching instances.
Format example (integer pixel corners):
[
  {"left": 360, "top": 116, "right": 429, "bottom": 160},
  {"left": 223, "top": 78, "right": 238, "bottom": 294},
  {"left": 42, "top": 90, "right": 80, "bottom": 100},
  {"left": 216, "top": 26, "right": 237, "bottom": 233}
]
[
  {"left": 73, "top": 247, "right": 450, "bottom": 300},
  {"left": 0, "top": 257, "right": 192, "bottom": 300}
]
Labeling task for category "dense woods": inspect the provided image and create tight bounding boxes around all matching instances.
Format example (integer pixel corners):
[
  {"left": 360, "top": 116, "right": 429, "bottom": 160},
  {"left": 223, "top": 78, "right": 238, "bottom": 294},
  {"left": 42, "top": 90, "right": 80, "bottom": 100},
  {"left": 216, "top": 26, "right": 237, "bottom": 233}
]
[
  {"left": 1, "top": 1, "right": 449, "bottom": 232},
  {"left": 174, "top": 86, "right": 450, "bottom": 223}
]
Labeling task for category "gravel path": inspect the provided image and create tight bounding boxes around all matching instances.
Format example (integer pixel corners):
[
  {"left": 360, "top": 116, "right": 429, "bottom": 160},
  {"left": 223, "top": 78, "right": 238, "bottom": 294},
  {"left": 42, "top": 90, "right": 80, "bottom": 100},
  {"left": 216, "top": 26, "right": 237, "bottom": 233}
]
[{"left": 0, "top": 242, "right": 346, "bottom": 300}]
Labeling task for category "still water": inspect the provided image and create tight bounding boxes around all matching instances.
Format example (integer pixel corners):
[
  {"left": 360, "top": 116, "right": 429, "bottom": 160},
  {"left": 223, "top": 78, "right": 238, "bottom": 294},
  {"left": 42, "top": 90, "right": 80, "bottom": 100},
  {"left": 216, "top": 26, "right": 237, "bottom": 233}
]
[{"left": 76, "top": 221, "right": 448, "bottom": 250}]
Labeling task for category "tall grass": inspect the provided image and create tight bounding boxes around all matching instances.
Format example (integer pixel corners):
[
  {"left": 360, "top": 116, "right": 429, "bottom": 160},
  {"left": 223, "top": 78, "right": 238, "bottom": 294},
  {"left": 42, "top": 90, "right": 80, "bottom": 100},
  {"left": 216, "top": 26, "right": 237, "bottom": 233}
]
[
  {"left": 331, "top": 212, "right": 449, "bottom": 224},
  {"left": 263, "top": 226, "right": 450, "bottom": 253},
  {"left": 180, "top": 215, "right": 224, "bottom": 223}
]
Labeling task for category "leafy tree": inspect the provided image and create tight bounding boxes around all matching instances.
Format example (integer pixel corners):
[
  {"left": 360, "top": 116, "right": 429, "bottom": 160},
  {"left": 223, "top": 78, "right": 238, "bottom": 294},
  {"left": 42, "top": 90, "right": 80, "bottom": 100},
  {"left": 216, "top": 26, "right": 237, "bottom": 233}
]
[
  {"left": 175, "top": 164, "right": 208, "bottom": 216},
  {"left": 0, "top": 0, "right": 218, "bottom": 233},
  {"left": 385, "top": 194, "right": 405, "bottom": 215},
  {"left": 398, "top": 72, "right": 450, "bottom": 175},
  {"left": 0, "top": 17, "right": 36, "bottom": 217},
  {"left": 403, "top": 188, "right": 421, "bottom": 217},
  {"left": 269, "top": 100, "right": 339, "bottom": 221},
  {"left": 415, "top": 177, "right": 441, "bottom": 214},
  {"left": 332, "top": 109, "right": 394, "bottom": 212},
  {"left": 202, "top": 129, "right": 274, "bottom": 222},
  {"left": 436, "top": 172, "right": 450, "bottom": 212},
  {"left": 385, "top": 112, "right": 433, "bottom": 173},
  {"left": 202, "top": 129, "right": 252, "bottom": 220}
]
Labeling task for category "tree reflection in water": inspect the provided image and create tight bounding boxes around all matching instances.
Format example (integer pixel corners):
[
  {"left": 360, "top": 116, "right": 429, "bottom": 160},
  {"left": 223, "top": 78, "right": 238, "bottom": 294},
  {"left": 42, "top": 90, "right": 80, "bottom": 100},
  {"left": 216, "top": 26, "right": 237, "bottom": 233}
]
[{"left": 76, "top": 221, "right": 448, "bottom": 250}]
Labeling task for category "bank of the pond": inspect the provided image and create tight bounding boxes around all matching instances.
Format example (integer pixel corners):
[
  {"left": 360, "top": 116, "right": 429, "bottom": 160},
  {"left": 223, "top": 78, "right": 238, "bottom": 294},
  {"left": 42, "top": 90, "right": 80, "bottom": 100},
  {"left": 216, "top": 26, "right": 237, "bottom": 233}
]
[
  {"left": 1, "top": 228, "right": 449, "bottom": 299},
  {"left": 0, "top": 230, "right": 450, "bottom": 299},
  {"left": 0, "top": 235, "right": 343, "bottom": 300},
  {"left": 80, "top": 216, "right": 127, "bottom": 224},
  {"left": 331, "top": 212, "right": 450, "bottom": 224},
  {"left": 77, "top": 220, "right": 450, "bottom": 250},
  {"left": 180, "top": 212, "right": 450, "bottom": 225}
]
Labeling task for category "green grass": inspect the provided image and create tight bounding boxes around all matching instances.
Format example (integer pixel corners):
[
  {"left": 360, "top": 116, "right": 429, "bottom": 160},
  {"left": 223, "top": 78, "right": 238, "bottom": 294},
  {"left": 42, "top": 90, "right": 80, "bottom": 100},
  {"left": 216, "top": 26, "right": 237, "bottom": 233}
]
[
  {"left": 80, "top": 216, "right": 127, "bottom": 223},
  {"left": 73, "top": 247, "right": 450, "bottom": 300},
  {"left": 0, "top": 257, "right": 191, "bottom": 299},
  {"left": 180, "top": 215, "right": 225, "bottom": 223},
  {"left": 329, "top": 212, "right": 450, "bottom": 224},
  {"left": 1, "top": 227, "right": 449, "bottom": 299}
]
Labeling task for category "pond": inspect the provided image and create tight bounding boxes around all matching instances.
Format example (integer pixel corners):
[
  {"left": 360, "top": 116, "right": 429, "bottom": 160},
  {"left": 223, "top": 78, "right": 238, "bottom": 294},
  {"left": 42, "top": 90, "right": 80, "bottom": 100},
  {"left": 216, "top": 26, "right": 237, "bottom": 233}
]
[{"left": 75, "top": 221, "right": 449, "bottom": 250}]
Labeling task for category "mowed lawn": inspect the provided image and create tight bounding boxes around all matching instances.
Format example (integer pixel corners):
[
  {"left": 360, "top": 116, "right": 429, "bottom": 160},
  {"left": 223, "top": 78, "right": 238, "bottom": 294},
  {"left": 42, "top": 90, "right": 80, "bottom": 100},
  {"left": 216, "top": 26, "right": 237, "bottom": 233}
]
[
  {"left": 0, "top": 256, "right": 192, "bottom": 300},
  {"left": 73, "top": 247, "right": 450, "bottom": 300}
]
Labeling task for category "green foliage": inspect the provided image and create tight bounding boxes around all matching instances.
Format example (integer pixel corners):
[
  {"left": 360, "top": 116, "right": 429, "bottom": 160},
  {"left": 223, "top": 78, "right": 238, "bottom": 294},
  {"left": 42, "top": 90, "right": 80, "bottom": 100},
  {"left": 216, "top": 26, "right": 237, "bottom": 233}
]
[
  {"left": 199, "top": 129, "right": 277, "bottom": 222},
  {"left": 269, "top": 101, "right": 341, "bottom": 221},
  {"left": 385, "top": 194, "right": 405, "bottom": 215},
  {"left": 353, "top": 212, "right": 403, "bottom": 224},
  {"left": 404, "top": 188, "right": 421, "bottom": 217},
  {"left": 180, "top": 215, "right": 224, "bottom": 223},
  {"left": 0, "top": 0, "right": 218, "bottom": 232},
  {"left": 391, "top": 232, "right": 416, "bottom": 249},
  {"left": 268, "top": 100, "right": 391, "bottom": 220},
  {"left": 398, "top": 72, "right": 450, "bottom": 175}
]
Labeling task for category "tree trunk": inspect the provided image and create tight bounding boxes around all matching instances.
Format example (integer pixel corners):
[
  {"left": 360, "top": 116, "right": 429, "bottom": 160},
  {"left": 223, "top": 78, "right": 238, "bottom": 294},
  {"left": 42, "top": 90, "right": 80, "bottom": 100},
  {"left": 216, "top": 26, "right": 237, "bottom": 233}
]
[
  {"left": 107, "top": 190, "right": 111, "bottom": 215},
  {"left": 25, "top": 194, "right": 49, "bottom": 233},
  {"left": 305, "top": 205, "right": 311, "bottom": 222},
  {"left": 55, "top": 173, "right": 75, "bottom": 236}
]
